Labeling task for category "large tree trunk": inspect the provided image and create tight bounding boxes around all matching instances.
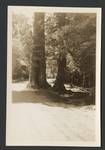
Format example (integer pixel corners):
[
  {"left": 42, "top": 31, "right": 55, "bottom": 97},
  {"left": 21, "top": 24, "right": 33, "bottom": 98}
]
[
  {"left": 82, "top": 72, "right": 86, "bottom": 87},
  {"left": 53, "top": 14, "right": 67, "bottom": 93},
  {"left": 53, "top": 53, "right": 66, "bottom": 93},
  {"left": 30, "top": 13, "right": 49, "bottom": 88}
]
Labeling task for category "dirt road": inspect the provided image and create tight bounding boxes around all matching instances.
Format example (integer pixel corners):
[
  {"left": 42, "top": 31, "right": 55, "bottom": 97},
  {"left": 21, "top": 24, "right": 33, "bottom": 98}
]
[{"left": 6, "top": 82, "right": 96, "bottom": 146}]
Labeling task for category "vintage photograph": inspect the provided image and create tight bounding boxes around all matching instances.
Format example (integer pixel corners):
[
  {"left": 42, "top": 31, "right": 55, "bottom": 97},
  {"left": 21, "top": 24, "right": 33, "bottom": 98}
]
[{"left": 6, "top": 6, "right": 101, "bottom": 146}]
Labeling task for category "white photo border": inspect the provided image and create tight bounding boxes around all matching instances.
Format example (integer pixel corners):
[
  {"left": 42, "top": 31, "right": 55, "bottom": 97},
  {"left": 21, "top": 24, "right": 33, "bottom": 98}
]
[{"left": 6, "top": 6, "right": 102, "bottom": 147}]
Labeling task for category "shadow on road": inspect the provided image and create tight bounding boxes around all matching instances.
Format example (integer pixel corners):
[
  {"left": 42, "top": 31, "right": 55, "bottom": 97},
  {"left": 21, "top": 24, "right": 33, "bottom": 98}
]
[{"left": 12, "top": 89, "right": 94, "bottom": 108}]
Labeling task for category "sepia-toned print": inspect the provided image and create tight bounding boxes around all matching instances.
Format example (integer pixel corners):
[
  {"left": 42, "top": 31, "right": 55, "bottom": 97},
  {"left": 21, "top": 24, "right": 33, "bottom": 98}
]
[{"left": 6, "top": 6, "right": 101, "bottom": 146}]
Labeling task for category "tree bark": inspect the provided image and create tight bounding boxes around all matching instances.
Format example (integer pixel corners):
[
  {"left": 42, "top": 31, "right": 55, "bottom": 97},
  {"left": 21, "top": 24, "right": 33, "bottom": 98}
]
[
  {"left": 53, "top": 53, "right": 66, "bottom": 93},
  {"left": 30, "top": 13, "right": 49, "bottom": 88},
  {"left": 82, "top": 72, "right": 86, "bottom": 87}
]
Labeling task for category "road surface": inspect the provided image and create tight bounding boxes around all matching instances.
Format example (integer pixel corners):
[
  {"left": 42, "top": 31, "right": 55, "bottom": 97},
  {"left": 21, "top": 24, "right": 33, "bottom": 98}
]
[{"left": 6, "top": 82, "right": 96, "bottom": 146}]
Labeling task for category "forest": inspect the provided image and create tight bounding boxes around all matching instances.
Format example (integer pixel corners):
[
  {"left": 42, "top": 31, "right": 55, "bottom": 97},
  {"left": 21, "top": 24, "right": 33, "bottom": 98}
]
[{"left": 12, "top": 12, "right": 96, "bottom": 104}]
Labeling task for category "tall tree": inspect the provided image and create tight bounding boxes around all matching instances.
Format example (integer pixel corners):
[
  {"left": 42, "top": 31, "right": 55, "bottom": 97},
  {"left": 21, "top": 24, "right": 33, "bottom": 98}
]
[
  {"left": 52, "top": 13, "right": 67, "bottom": 93},
  {"left": 45, "top": 13, "right": 96, "bottom": 90},
  {"left": 30, "top": 13, "right": 49, "bottom": 88}
]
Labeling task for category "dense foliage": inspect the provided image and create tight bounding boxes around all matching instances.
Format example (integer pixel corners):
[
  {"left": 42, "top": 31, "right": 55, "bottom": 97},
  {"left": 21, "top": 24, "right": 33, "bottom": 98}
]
[
  {"left": 45, "top": 13, "right": 96, "bottom": 87},
  {"left": 12, "top": 13, "right": 33, "bottom": 81}
]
